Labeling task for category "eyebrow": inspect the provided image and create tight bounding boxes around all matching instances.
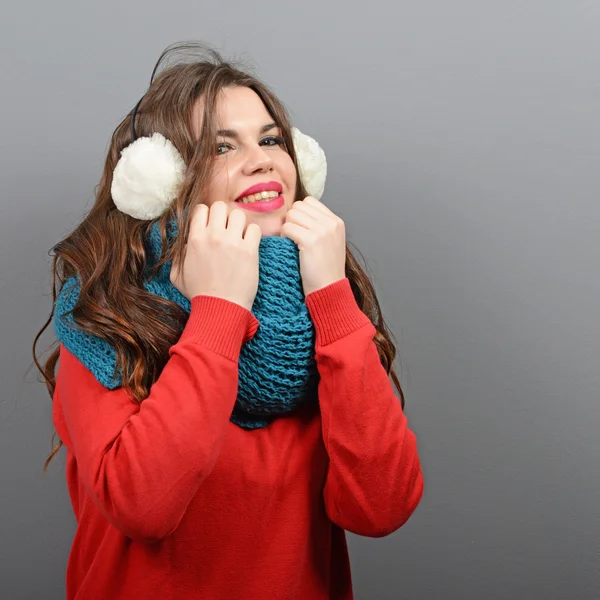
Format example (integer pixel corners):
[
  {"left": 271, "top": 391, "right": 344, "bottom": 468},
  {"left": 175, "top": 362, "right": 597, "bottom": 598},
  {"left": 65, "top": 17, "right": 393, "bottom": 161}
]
[{"left": 216, "top": 123, "right": 278, "bottom": 138}]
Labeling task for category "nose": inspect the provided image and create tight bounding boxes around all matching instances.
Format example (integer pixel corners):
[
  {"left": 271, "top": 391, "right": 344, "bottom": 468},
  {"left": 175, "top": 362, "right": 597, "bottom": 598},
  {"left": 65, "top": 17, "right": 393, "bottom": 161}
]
[{"left": 242, "top": 144, "right": 274, "bottom": 175}]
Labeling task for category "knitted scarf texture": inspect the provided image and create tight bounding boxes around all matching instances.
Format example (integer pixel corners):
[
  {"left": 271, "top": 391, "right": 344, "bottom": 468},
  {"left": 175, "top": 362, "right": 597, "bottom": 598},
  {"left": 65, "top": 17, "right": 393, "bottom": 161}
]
[{"left": 53, "top": 219, "right": 319, "bottom": 429}]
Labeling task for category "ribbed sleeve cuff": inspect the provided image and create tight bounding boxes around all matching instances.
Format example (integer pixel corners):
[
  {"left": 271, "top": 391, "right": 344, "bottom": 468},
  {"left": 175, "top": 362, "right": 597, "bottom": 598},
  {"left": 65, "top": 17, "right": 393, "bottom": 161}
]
[
  {"left": 176, "top": 295, "right": 260, "bottom": 362},
  {"left": 305, "top": 278, "right": 373, "bottom": 347}
]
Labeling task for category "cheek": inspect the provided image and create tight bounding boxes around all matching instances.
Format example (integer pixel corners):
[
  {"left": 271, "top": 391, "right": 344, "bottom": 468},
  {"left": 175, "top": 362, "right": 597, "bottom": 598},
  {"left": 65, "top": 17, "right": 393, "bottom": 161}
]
[
  {"left": 204, "top": 164, "right": 230, "bottom": 206},
  {"left": 203, "top": 182, "right": 219, "bottom": 207},
  {"left": 280, "top": 156, "right": 298, "bottom": 202}
]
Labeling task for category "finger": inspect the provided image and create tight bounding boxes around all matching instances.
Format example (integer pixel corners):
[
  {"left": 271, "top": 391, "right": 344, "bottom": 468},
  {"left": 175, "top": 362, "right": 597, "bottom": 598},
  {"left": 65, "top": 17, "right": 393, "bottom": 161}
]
[
  {"left": 226, "top": 206, "right": 247, "bottom": 236},
  {"left": 302, "top": 195, "right": 333, "bottom": 216},
  {"left": 280, "top": 222, "right": 309, "bottom": 247},
  {"left": 190, "top": 203, "right": 209, "bottom": 231},
  {"left": 169, "top": 252, "right": 183, "bottom": 284},
  {"left": 207, "top": 201, "right": 228, "bottom": 231},
  {"left": 291, "top": 200, "right": 323, "bottom": 220},
  {"left": 243, "top": 222, "right": 262, "bottom": 247},
  {"left": 286, "top": 206, "right": 319, "bottom": 230}
]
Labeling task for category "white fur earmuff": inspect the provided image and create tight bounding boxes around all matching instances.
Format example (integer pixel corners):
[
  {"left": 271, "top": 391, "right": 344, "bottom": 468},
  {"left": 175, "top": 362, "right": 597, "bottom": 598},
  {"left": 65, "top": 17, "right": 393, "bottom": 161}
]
[
  {"left": 291, "top": 126, "right": 327, "bottom": 201},
  {"left": 111, "top": 132, "right": 186, "bottom": 221}
]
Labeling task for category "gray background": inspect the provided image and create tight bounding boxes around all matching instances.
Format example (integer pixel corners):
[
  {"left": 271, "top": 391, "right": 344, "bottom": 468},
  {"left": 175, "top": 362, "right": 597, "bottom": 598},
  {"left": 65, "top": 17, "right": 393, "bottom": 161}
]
[{"left": 1, "top": 1, "right": 598, "bottom": 599}]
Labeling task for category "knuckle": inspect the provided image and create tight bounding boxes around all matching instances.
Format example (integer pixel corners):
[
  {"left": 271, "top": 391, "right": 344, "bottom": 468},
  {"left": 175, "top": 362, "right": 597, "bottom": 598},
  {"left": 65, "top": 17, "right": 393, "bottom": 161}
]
[
  {"left": 230, "top": 209, "right": 246, "bottom": 223},
  {"left": 209, "top": 231, "right": 223, "bottom": 246},
  {"left": 189, "top": 228, "right": 205, "bottom": 244},
  {"left": 192, "top": 203, "right": 207, "bottom": 218}
]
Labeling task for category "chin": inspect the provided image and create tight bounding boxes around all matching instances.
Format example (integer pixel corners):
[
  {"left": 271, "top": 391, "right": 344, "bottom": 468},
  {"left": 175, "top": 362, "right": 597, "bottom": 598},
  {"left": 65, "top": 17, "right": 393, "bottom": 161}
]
[
  {"left": 251, "top": 216, "right": 285, "bottom": 238},
  {"left": 258, "top": 225, "right": 282, "bottom": 238}
]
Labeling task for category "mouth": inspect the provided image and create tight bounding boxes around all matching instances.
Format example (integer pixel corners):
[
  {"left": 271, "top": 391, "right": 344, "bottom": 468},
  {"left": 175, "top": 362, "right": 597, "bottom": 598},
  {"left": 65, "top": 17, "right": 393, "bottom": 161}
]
[
  {"left": 235, "top": 193, "right": 285, "bottom": 213},
  {"left": 235, "top": 180, "right": 284, "bottom": 204},
  {"left": 235, "top": 190, "right": 282, "bottom": 205}
]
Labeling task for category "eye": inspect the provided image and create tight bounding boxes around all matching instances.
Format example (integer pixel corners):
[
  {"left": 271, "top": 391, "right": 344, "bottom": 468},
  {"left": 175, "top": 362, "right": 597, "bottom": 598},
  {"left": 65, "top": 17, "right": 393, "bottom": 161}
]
[
  {"left": 260, "top": 135, "right": 286, "bottom": 147},
  {"left": 216, "top": 142, "right": 233, "bottom": 155}
]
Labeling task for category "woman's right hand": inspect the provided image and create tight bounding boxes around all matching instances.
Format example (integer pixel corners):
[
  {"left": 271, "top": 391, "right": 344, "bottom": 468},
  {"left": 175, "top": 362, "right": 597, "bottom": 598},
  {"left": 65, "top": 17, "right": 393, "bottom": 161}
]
[{"left": 170, "top": 201, "right": 261, "bottom": 312}]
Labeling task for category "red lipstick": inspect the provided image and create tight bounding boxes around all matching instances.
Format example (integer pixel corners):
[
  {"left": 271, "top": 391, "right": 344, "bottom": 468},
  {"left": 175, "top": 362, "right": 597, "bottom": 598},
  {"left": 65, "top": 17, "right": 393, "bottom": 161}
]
[
  {"left": 238, "top": 195, "right": 285, "bottom": 212},
  {"left": 235, "top": 180, "right": 283, "bottom": 201},
  {"left": 235, "top": 180, "right": 285, "bottom": 213}
]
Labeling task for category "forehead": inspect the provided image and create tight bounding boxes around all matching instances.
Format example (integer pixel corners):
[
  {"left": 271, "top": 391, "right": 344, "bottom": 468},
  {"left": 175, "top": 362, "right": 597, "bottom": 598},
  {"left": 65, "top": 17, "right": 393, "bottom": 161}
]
[{"left": 190, "top": 86, "right": 273, "bottom": 138}]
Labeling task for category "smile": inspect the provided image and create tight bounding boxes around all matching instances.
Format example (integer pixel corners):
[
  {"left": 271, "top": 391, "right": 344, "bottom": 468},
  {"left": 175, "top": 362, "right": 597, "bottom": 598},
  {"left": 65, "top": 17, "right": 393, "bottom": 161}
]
[
  {"left": 236, "top": 190, "right": 281, "bottom": 204},
  {"left": 236, "top": 194, "right": 285, "bottom": 213}
]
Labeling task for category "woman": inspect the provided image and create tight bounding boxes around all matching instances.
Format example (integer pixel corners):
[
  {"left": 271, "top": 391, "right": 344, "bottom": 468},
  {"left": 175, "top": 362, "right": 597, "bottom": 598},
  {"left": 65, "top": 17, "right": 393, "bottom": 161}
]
[{"left": 34, "top": 41, "right": 423, "bottom": 600}]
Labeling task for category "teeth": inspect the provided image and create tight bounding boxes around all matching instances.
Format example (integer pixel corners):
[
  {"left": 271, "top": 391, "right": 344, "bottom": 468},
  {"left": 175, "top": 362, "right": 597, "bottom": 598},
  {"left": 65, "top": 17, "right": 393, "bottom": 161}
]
[{"left": 237, "top": 190, "right": 280, "bottom": 204}]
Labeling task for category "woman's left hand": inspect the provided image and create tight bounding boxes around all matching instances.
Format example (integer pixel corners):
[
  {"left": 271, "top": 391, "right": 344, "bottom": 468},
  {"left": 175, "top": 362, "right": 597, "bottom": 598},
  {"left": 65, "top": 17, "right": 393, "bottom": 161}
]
[{"left": 281, "top": 196, "right": 347, "bottom": 296}]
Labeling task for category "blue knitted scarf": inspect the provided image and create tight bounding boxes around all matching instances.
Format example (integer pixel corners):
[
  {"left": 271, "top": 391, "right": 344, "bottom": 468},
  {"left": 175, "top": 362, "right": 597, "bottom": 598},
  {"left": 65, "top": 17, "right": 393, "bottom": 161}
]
[{"left": 53, "top": 219, "right": 319, "bottom": 429}]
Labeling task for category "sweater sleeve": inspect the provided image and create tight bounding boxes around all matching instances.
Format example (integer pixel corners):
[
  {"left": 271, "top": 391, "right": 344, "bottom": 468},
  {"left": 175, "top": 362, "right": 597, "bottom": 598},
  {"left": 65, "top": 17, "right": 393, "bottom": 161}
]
[
  {"left": 305, "top": 278, "right": 424, "bottom": 538},
  {"left": 53, "top": 295, "right": 259, "bottom": 543}
]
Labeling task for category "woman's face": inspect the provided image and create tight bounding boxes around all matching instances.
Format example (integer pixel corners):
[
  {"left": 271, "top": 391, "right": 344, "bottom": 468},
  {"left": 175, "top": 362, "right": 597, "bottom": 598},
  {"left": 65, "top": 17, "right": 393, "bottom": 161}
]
[{"left": 191, "top": 86, "right": 297, "bottom": 237}]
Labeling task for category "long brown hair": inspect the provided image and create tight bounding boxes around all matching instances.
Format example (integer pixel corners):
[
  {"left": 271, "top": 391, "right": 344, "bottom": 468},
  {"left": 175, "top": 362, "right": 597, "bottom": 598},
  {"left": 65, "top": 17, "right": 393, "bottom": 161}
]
[{"left": 33, "top": 41, "right": 405, "bottom": 472}]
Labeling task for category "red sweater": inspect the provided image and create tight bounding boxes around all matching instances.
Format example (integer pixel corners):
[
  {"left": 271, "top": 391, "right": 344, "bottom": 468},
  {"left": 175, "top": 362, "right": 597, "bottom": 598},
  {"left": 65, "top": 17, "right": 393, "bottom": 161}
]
[{"left": 53, "top": 278, "right": 423, "bottom": 600}]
